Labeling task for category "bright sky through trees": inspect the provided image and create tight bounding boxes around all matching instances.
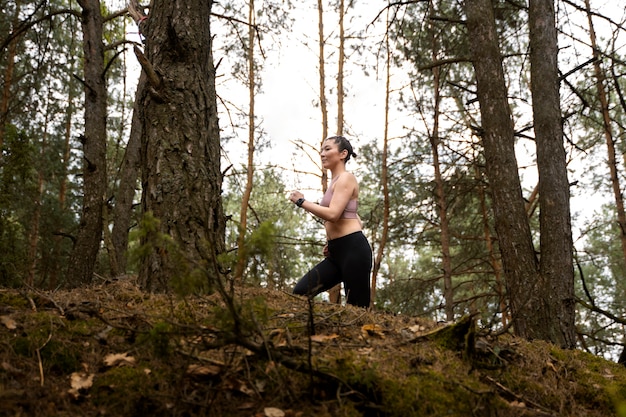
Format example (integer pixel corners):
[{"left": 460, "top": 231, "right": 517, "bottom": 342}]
[{"left": 113, "top": 0, "right": 626, "bottom": 233}]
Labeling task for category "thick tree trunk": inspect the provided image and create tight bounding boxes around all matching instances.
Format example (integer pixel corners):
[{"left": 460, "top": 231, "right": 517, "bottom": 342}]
[
  {"left": 529, "top": 0, "right": 576, "bottom": 348},
  {"left": 67, "top": 0, "right": 107, "bottom": 286},
  {"left": 138, "top": 0, "right": 225, "bottom": 292},
  {"left": 465, "top": 0, "right": 541, "bottom": 338}
]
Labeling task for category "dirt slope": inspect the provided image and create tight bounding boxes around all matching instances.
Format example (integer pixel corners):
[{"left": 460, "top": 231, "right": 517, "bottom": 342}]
[{"left": 1, "top": 279, "right": 625, "bottom": 417}]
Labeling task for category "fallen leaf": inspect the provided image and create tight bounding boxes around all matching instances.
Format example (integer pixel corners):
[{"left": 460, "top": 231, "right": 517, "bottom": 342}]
[
  {"left": 407, "top": 324, "right": 424, "bottom": 333},
  {"left": 238, "top": 402, "right": 256, "bottom": 410},
  {"left": 103, "top": 352, "right": 136, "bottom": 367},
  {"left": 264, "top": 407, "right": 285, "bottom": 417},
  {"left": 0, "top": 315, "right": 17, "bottom": 330},
  {"left": 70, "top": 371, "right": 94, "bottom": 391},
  {"left": 68, "top": 371, "right": 94, "bottom": 399},
  {"left": 238, "top": 381, "right": 256, "bottom": 396},
  {"left": 309, "top": 334, "right": 339, "bottom": 343},
  {"left": 361, "top": 324, "right": 385, "bottom": 338},
  {"left": 186, "top": 363, "right": 221, "bottom": 377}
]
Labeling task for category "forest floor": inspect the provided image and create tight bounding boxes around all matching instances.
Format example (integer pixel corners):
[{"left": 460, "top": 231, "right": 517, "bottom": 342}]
[{"left": 1, "top": 278, "right": 626, "bottom": 417}]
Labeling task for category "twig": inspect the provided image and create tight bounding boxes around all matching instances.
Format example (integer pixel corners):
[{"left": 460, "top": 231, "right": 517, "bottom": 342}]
[
  {"left": 36, "top": 323, "right": 54, "bottom": 387},
  {"left": 482, "top": 375, "right": 556, "bottom": 416}
]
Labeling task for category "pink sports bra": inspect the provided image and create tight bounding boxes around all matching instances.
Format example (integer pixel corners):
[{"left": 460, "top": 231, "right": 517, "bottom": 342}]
[{"left": 319, "top": 177, "right": 358, "bottom": 219}]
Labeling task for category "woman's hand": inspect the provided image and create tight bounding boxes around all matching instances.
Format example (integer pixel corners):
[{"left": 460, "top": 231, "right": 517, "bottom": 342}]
[{"left": 289, "top": 190, "right": 304, "bottom": 204}]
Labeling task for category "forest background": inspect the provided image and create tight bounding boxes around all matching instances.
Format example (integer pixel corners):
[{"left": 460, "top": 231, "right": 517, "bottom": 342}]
[{"left": 2, "top": 0, "right": 626, "bottom": 368}]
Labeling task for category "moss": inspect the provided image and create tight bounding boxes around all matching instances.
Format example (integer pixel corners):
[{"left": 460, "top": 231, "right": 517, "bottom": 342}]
[
  {"left": 39, "top": 340, "right": 81, "bottom": 374},
  {"left": 65, "top": 318, "right": 97, "bottom": 336},
  {"left": 0, "top": 291, "right": 28, "bottom": 308},
  {"left": 325, "top": 350, "right": 504, "bottom": 417},
  {"left": 137, "top": 321, "right": 172, "bottom": 358},
  {"left": 11, "top": 336, "right": 80, "bottom": 374},
  {"left": 92, "top": 365, "right": 167, "bottom": 415},
  {"left": 11, "top": 336, "right": 31, "bottom": 357}
]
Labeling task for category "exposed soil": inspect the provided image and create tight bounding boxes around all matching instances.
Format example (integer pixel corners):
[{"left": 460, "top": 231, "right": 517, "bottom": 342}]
[{"left": 1, "top": 278, "right": 625, "bottom": 417}]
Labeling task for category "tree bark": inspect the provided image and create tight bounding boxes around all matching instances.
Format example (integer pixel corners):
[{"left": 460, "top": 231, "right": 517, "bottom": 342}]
[
  {"left": 138, "top": 0, "right": 225, "bottom": 292},
  {"left": 111, "top": 73, "right": 144, "bottom": 276},
  {"left": 529, "top": 0, "right": 576, "bottom": 348},
  {"left": 465, "top": 0, "right": 541, "bottom": 338},
  {"left": 67, "top": 0, "right": 108, "bottom": 286}
]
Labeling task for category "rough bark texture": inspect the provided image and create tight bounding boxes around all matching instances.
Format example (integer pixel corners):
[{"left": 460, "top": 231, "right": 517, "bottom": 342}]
[
  {"left": 138, "top": 0, "right": 225, "bottom": 292},
  {"left": 67, "top": 0, "right": 107, "bottom": 286},
  {"left": 529, "top": 0, "right": 576, "bottom": 348},
  {"left": 464, "top": 0, "right": 541, "bottom": 337}
]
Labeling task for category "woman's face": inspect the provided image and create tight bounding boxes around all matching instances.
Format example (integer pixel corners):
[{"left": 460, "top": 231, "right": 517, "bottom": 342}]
[{"left": 320, "top": 139, "right": 346, "bottom": 169}]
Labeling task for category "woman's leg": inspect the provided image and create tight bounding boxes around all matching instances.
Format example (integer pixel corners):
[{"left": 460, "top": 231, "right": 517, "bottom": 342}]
[
  {"left": 327, "top": 232, "right": 372, "bottom": 308},
  {"left": 293, "top": 257, "right": 342, "bottom": 298}
]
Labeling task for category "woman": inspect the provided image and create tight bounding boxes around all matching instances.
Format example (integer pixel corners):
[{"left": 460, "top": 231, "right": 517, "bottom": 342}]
[{"left": 288, "top": 135, "right": 372, "bottom": 308}]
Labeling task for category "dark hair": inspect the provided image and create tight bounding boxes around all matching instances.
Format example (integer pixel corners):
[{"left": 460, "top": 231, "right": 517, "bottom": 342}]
[{"left": 326, "top": 135, "right": 357, "bottom": 163}]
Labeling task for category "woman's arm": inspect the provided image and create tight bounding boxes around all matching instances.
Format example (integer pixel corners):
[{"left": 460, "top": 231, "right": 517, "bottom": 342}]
[{"left": 289, "top": 173, "right": 357, "bottom": 222}]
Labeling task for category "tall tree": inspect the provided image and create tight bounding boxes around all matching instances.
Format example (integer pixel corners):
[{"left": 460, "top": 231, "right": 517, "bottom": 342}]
[
  {"left": 327, "top": 0, "right": 348, "bottom": 305},
  {"left": 370, "top": 6, "right": 393, "bottom": 309},
  {"left": 0, "top": 0, "right": 21, "bottom": 153},
  {"left": 529, "top": 0, "right": 576, "bottom": 348},
  {"left": 67, "top": 0, "right": 108, "bottom": 286},
  {"left": 110, "top": 72, "right": 143, "bottom": 277},
  {"left": 136, "top": 0, "right": 225, "bottom": 292},
  {"left": 233, "top": 0, "right": 258, "bottom": 283},
  {"left": 464, "top": 0, "right": 542, "bottom": 340},
  {"left": 583, "top": 0, "right": 626, "bottom": 265}
]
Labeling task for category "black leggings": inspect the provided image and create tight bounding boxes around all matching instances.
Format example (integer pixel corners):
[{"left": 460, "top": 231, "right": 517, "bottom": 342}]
[{"left": 293, "top": 231, "right": 372, "bottom": 308}]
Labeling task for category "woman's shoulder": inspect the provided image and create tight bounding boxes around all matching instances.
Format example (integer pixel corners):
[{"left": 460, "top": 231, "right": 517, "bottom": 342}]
[{"left": 336, "top": 171, "right": 357, "bottom": 184}]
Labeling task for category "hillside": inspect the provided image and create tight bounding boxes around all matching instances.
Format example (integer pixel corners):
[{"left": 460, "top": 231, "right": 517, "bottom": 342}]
[{"left": 1, "top": 279, "right": 625, "bottom": 417}]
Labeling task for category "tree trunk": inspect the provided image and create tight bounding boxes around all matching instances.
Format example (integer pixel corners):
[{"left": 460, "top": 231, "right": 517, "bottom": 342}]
[
  {"left": 529, "top": 0, "right": 576, "bottom": 348},
  {"left": 476, "top": 162, "right": 507, "bottom": 326},
  {"left": 371, "top": 16, "right": 392, "bottom": 309},
  {"left": 233, "top": 0, "right": 257, "bottom": 283},
  {"left": 336, "top": 0, "right": 345, "bottom": 133},
  {"left": 110, "top": 74, "right": 144, "bottom": 276},
  {"left": 426, "top": 20, "right": 454, "bottom": 322},
  {"left": 317, "top": 0, "right": 329, "bottom": 180},
  {"left": 465, "top": 0, "right": 541, "bottom": 338},
  {"left": 584, "top": 0, "right": 626, "bottom": 266},
  {"left": 67, "top": 0, "right": 107, "bottom": 286},
  {"left": 0, "top": 0, "right": 21, "bottom": 156},
  {"left": 50, "top": 65, "right": 77, "bottom": 289},
  {"left": 137, "top": 0, "right": 225, "bottom": 292},
  {"left": 316, "top": 0, "right": 339, "bottom": 303}
]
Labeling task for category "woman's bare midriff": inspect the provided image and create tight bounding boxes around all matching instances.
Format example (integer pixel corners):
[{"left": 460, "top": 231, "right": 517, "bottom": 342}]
[{"left": 325, "top": 218, "right": 362, "bottom": 241}]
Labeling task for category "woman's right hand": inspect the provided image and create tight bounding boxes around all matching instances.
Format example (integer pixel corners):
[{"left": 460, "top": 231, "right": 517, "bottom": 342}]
[{"left": 288, "top": 190, "right": 304, "bottom": 204}]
